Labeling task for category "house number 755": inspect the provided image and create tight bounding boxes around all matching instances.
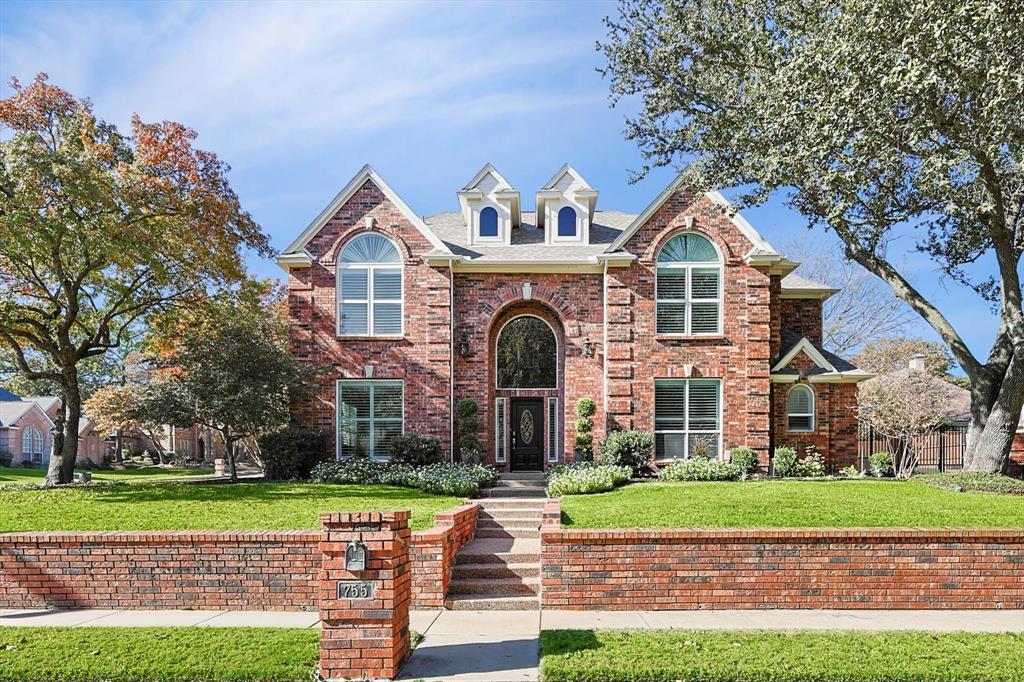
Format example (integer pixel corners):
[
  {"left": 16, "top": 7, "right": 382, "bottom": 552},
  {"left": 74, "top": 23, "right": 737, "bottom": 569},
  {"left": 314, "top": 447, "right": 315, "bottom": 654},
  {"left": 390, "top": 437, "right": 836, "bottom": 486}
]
[{"left": 336, "top": 580, "right": 375, "bottom": 600}]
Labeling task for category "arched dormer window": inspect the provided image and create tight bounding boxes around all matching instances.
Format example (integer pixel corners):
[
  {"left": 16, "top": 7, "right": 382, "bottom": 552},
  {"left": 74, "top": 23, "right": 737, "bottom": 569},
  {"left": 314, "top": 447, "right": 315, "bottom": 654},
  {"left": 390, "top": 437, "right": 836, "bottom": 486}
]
[
  {"left": 557, "top": 206, "right": 577, "bottom": 238},
  {"left": 787, "top": 384, "right": 815, "bottom": 432},
  {"left": 338, "top": 233, "right": 402, "bottom": 337},
  {"left": 479, "top": 206, "right": 499, "bottom": 238},
  {"left": 656, "top": 232, "right": 722, "bottom": 335}
]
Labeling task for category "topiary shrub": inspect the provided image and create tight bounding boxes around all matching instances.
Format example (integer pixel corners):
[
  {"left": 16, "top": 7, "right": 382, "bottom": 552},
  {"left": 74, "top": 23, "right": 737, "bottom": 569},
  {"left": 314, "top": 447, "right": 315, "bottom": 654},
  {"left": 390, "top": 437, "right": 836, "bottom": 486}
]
[
  {"left": 600, "top": 429, "right": 654, "bottom": 476},
  {"left": 772, "top": 446, "right": 799, "bottom": 477},
  {"left": 258, "top": 425, "right": 329, "bottom": 480},
  {"left": 660, "top": 457, "right": 742, "bottom": 481},
  {"left": 388, "top": 433, "right": 443, "bottom": 467},
  {"left": 456, "top": 398, "right": 482, "bottom": 463},
  {"left": 573, "top": 398, "right": 596, "bottom": 460},
  {"left": 869, "top": 451, "right": 894, "bottom": 478},
  {"left": 728, "top": 447, "right": 759, "bottom": 475}
]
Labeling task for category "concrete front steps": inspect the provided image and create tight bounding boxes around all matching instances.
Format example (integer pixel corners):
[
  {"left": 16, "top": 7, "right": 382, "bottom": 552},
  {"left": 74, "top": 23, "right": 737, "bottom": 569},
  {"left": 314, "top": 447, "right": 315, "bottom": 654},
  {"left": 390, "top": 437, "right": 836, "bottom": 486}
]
[{"left": 444, "top": 480, "right": 546, "bottom": 610}]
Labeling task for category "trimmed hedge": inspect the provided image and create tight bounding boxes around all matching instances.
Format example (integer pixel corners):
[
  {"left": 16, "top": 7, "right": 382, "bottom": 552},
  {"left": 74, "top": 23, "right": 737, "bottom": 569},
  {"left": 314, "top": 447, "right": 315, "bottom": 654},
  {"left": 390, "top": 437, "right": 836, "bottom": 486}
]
[
  {"left": 309, "top": 459, "right": 498, "bottom": 497},
  {"left": 546, "top": 462, "right": 632, "bottom": 497}
]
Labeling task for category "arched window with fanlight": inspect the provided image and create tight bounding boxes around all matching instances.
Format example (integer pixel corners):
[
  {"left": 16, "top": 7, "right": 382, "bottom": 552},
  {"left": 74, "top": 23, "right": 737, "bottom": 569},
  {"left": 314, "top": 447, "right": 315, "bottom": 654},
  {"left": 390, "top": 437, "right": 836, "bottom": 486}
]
[
  {"left": 337, "top": 233, "right": 403, "bottom": 337},
  {"left": 556, "top": 206, "right": 577, "bottom": 238},
  {"left": 479, "top": 206, "right": 499, "bottom": 238},
  {"left": 22, "top": 426, "right": 43, "bottom": 464},
  {"left": 656, "top": 232, "right": 722, "bottom": 335},
  {"left": 787, "top": 384, "right": 815, "bottom": 432}
]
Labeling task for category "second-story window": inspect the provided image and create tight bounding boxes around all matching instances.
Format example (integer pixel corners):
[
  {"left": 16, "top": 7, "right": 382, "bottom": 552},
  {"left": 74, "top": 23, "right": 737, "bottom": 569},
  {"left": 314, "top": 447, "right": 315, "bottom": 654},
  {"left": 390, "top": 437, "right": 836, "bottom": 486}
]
[
  {"left": 656, "top": 232, "right": 722, "bottom": 335},
  {"left": 479, "top": 206, "right": 499, "bottom": 238},
  {"left": 557, "top": 206, "right": 577, "bottom": 237},
  {"left": 338, "top": 233, "right": 402, "bottom": 337}
]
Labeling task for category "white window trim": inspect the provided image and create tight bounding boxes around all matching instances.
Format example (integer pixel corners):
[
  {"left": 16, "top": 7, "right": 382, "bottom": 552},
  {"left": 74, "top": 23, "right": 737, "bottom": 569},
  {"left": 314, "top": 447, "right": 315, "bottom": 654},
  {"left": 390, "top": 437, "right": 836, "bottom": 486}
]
[
  {"left": 475, "top": 204, "right": 505, "bottom": 244},
  {"left": 787, "top": 384, "right": 816, "bottom": 432},
  {"left": 336, "top": 379, "right": 404, "bottom": 461},
  {"left": 495, "top": 397, "right": 508, "bottom": 464},
  {"left": 655, "top": 232, "right": 724, "bottom": 337},
  {"left": 547, "top": 397, "right": 559, "bottom": 463},
  {"left": 552, "top": 205, "right": 580, "bottom": 242},
  {"left": 494, "top": 314, "right": 560, "bottom": 391},
  {"left": 654, "top": 378, "right": 723, "bottom": 460},
  {"left": 336, "top": 234, "right": 404, "bottom": 338}
]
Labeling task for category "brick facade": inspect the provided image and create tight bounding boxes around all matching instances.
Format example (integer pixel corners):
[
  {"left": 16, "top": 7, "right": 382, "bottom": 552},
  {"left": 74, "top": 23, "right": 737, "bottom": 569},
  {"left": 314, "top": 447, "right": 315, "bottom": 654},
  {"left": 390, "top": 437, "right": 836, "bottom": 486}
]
[
  {"left": 283, "top": 173, "right": 864, "bottom": 471},
  {"left": 540, "top": 501, "right": 1024, "bottom": 610}
]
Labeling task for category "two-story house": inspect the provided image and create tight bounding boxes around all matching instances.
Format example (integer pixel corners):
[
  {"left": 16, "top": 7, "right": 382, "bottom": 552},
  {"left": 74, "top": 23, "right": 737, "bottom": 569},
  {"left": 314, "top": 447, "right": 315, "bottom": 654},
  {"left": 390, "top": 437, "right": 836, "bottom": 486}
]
[{"left": 279, "top": 164, "right": 871, "bottom": 472}]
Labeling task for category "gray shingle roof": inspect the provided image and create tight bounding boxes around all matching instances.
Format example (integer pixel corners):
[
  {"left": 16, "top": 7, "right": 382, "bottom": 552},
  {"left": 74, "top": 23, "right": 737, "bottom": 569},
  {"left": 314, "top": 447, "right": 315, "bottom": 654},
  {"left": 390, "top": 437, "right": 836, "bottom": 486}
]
[
  {"left": 423, "top": 210, "right": 636, "bottom": 262},
  {"left": 780, "top": 273, "right": 837, "bottom": 293},
  {"left": 775, "top": 328, "right": 860, "bottom": 374},
  {"left": 0, "top": 401, "right": 33, "bottom": 428}
]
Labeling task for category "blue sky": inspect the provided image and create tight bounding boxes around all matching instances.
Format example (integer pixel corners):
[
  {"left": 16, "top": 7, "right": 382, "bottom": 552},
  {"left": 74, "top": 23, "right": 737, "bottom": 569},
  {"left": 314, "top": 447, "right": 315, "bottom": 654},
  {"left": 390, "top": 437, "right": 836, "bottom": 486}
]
[{"left": 0, "top": 0, "right": 1002, "bottom": 363}]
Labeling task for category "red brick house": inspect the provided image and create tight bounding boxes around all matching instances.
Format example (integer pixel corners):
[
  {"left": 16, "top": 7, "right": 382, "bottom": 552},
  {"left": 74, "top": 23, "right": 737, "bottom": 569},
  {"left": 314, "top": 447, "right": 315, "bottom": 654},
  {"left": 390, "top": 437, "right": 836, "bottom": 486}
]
[{"left": 279, "top": 165, "right": 871, "bottom": 472}]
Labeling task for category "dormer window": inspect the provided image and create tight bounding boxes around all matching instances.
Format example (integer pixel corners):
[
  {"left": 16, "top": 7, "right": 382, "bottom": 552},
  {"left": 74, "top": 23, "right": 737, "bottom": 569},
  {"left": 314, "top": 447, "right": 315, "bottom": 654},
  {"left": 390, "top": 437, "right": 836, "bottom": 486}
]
[
  {"left": 480, "top": 206, "right": 499, "bottom": 238},
  {"left": 536, "top": 164, "right": 598, "bottom": 245},
  {"left": 458, "top": 164, "right": 520, "bottom": 246},
  {"left": 557, "top": 206, "right": 577, "bottom": 238}
]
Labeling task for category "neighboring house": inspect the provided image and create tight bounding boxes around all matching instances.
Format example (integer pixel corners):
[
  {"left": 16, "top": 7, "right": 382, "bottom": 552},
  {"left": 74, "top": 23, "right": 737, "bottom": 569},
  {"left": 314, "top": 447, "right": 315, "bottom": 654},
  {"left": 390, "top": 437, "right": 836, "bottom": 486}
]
[
  {"left": 131, "top": 424, "right": 225, "bottom": 462},
  {"left": 0, "top": 395, "right": 54, "bottom": 467},
  {"left": 859, "top": 356, "right": 972, "bottom": 425},
  {"left": 279, "top": 164, "right": 872, "bottom": 472},
  {"left": 21, "top": 396, "right": 109, "bottom": 466}
]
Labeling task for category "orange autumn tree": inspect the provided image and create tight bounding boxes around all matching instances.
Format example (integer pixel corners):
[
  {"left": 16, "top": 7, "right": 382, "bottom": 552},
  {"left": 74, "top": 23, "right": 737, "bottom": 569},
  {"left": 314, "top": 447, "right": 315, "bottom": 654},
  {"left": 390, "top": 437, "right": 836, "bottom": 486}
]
[{"left": 0, "top": 74, "right": 272, "bottom": 485}]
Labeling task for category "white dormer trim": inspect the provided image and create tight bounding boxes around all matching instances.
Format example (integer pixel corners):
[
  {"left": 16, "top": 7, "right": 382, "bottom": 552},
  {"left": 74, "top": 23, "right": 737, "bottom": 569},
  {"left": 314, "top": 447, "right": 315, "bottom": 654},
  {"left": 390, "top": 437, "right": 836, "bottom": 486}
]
[
  {"left": 458, "top": 164, "right": 520, "bottom": 247},
  {"left": 772, "top": 337, "right": 837, "bottom": 374},
  {"left": 536, "top": 164, "right": 598, "bottom": 245},
  {"left": 769, "top": 337, "right": 874, "bottom": 383},
  {"left": 278, "top": 165, "right": 449, "bottom": 272},
  {"left": 607, "top": 172, "right": 778, "bottom": 256}
]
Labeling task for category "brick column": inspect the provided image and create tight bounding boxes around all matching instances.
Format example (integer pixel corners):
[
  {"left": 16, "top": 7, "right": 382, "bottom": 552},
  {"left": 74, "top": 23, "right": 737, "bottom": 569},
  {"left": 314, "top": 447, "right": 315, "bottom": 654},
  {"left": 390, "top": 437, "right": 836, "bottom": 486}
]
[{"left": 319, "top": 511, "right": 411, "bottom": 681}]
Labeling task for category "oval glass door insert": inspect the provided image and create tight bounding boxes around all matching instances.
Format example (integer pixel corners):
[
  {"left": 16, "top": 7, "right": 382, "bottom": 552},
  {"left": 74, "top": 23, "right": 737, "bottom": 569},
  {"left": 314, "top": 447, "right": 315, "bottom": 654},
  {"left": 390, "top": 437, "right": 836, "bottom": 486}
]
[{"left": 520, "top": 410, "right": 534, "bottom": 444}]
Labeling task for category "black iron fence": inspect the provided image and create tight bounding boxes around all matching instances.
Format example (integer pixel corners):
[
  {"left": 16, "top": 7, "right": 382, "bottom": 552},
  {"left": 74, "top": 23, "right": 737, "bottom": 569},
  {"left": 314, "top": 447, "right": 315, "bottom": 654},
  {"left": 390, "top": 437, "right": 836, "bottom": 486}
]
[{"left": 857, "top": 423, "right": 968, "bottom": 472}]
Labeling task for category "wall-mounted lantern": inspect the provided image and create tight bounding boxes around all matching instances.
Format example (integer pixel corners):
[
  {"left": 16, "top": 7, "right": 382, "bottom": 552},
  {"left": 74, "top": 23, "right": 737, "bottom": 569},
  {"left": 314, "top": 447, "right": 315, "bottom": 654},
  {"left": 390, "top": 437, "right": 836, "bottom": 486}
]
[
  {"left": 459, "top": 333, "right": 471, "bottom": 358},
  {"left": 344, "top": 540, "right": 368, "bottom": 572},
  {"left": 581, "top": 337, "right": 594, "bottom": 358}
]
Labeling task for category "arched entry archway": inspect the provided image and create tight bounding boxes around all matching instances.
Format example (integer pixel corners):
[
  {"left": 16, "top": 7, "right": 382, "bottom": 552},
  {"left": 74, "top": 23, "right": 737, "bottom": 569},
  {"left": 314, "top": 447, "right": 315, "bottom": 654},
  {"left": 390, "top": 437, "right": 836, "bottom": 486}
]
[{"left": 488, "top": 303, "right": 565, "bottom": 471}]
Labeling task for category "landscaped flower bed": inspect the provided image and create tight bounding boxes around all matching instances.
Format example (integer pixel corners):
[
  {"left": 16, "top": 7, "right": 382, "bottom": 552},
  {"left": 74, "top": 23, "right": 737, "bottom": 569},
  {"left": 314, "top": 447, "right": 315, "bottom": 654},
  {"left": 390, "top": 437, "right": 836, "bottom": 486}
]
[
  {"left": 309, "top": 459, "right": 498, "bottom": 497},
  {"left": 545, "top": 462, "right": 632, "bottom": 497}
]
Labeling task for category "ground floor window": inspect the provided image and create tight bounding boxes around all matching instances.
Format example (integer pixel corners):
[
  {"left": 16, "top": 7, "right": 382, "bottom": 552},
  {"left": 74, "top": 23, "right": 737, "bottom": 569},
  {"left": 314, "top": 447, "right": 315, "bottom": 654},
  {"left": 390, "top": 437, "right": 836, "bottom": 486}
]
[
  {"left": 337, "top": 380, "right": 403, "bottom": 460},
  {"left": 654, "top": 378, "right": 721, "bottom": 459}
]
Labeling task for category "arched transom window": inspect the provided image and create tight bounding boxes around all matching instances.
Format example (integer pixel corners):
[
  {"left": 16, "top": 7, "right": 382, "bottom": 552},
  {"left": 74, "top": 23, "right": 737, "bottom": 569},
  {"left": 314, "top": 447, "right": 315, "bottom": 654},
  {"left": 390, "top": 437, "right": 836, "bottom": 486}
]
[
  {"left": 787, "top": 384, "right": 815, "bottom": 432},
  {"left": 656, "top": 232, "right": 722, "bottom": 335},
  {"left": 496, "top": 316, "right": 557, "bottom": 389},
  {"left": 337, "top": 233, "right": 402, "bottom": 336}
]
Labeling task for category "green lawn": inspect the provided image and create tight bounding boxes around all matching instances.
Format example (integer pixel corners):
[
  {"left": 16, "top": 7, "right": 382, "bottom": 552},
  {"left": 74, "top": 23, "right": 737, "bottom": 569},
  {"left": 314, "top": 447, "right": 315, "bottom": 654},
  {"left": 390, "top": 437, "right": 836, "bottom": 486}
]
[
  {"left": 540, "top": 630, "right": 1024, "bottom": 682},
  {"left": 559, "top": 479, "right": 1024, "bottom": 528},
  {"left": 0, "top": 482, "right": 461, "bottom": 532},
  {"left": 0, "top": 627, "right": 318, "bottom": 682},
  {"left": 0, "top": 465, "right": 213, "bottom": 485}
]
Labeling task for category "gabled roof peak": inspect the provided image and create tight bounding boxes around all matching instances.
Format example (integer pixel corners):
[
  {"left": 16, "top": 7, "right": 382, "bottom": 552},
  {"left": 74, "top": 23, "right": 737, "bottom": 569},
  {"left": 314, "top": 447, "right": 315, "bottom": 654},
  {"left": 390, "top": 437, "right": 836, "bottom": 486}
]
[
  {"left": 540, "top": 163, "right": 595, "bottom": 192},
  {"left": 461, "top": 163, "right": 516, "bottom": 193}
]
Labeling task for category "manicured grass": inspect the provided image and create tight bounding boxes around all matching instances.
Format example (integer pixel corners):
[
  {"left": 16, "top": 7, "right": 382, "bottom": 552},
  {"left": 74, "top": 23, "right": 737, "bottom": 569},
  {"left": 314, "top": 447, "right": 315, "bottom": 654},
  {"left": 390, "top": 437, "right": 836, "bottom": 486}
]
[
  {"left": 559, "top": 479, "right": 1024, "bottom": 528},
  {"left": 919, "top": 471, "right": 1024, "bottom": 495},
  {"left": 0, "top": 465, "right": 213, "bottom": 485},
  {"left": 540, "top": 629, "right": 1024, "bottom": 682},
  {"left": 0, "top": 482, "right": 461, "bottom": 532},
  {"left": 0, "top": 627, "right": 318, "bottom": 682}
]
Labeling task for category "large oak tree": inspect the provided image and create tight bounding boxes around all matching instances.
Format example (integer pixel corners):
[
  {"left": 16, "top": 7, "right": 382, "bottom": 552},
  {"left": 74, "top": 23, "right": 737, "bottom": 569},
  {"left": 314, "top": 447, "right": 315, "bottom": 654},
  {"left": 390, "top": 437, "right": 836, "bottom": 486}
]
[
  {"left": 601, "top": 0, "right": 1023, "bottom": 472},
  {"left": 0, "top": 74, "right": 271, "bottom": 484}
]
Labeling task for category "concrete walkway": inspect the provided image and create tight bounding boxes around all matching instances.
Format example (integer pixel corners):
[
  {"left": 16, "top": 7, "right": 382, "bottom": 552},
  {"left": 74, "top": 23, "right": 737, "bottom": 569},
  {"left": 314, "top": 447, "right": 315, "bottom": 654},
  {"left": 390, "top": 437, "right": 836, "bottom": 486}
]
[{"left": 5, "top": 607, "right": 1021, "bottom": 682}]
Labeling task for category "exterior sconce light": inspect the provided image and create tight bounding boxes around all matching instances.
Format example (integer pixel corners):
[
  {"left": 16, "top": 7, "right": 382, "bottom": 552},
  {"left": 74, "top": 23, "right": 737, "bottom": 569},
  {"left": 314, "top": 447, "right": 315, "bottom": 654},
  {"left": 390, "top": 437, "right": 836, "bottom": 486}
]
[
  {"left": 582, "top": 337, "right": 594, "bottom": 358},
  {"left": 459, "top": 333, "right": 471, "bottom": 358}
]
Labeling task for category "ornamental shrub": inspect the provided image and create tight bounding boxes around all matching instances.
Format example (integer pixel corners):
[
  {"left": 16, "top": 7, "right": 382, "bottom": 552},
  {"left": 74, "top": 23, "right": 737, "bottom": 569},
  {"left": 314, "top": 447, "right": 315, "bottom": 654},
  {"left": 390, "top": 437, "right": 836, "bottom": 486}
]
[
  {"left": 455, "top": 398, "right": 482, "bottom": 460},
  {"left": 258, "top": 426, "right": 329, "bottom": 480},
  {"left": 869, "top": 451, "right": 894, "bottom": 478},
  {"left": 308, "top": 459, "right": 498, "bottom": 497},
  {"left": 0, "top": 451, "right": 12, "bottom": 468},
  {"left": 545, "top": 461, "right": 632, "bottom": 497},
  {"left": 573, "top": 398, "right": 596, "bottom": 460},
  {"left": 574, "top": 417, "right": 594, "bottom": 433},
  {"left": 838, "top": 464, "right": 861, "bottom": 478},
  {"left": 388, "top": 433, "right": 443, "bottom": 466},
  {"left": 773, "top": 446, "right": 799, "bottom": 477},
  {"left": 728, "top": 447, "right": 759, "bottom": 475},
  {"left": 574, "top": 398, "right": 596, "bottom": 418},
  {"left": 600, "top": 429, "right": 653, "bottom": 476},
  {"left": 659, "top": 457, "right": 741, "bottom": 481},
  {"left": 794, "top": 450, "right": 826, "bottom": 477}
]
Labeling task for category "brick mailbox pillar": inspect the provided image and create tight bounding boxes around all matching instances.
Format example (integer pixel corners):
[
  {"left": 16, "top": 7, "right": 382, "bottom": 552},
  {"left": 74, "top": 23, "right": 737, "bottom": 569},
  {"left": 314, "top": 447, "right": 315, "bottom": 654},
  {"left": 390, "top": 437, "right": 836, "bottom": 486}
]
[{"left": 319, "top": 511, "right": 412, "bottom": 681}]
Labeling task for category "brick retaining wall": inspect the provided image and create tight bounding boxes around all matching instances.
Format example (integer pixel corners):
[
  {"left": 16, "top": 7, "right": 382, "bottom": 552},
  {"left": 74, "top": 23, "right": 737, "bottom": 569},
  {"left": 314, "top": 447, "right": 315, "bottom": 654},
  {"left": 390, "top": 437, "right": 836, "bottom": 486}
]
[
  {"left": 541, "top": 499, "right": 1024, "bottom": 610},
  {"left": 410, "top": 503, "right": 478, "bottom": 608},
  {"left": 0, "top": 530, "right": 322, "bottom": 610},
  {"left": 1, "top": 503, "right": 478, "bottom": 611}
]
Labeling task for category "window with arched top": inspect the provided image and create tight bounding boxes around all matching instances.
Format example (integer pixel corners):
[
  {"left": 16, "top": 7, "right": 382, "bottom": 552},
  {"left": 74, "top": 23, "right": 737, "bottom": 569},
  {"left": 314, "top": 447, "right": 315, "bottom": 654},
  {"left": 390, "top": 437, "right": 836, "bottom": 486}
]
[
  {"left": 496, "top": 316, "right": 558, "bottom": 389},
  {"left": 337, "top": 233, "right": 402, "bottom": 336},
  {"left": 557, "top": 206, "right": 577, "bottom": 237},
  {"left": 479, "top": 206, "right": 499, "bottom": 238},
  {"left": 656, "top": 232, "right": 722, "bottom": 335},
  {"left": 787, "top": 384, "right": 815, "bottom": 432},
  {"left": 22, "top": 426, "right": 43, "bottom": 463}
]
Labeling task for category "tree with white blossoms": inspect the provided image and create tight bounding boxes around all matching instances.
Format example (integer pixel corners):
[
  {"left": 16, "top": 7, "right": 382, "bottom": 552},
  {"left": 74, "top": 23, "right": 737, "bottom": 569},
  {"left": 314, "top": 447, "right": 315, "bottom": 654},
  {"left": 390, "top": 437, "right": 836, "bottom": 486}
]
[
  {"left": 600, "top": 0, "right": 1023, "bottom": 472},
  {"left": 858, "top": 371, "right": 949, "bottom": 479}
]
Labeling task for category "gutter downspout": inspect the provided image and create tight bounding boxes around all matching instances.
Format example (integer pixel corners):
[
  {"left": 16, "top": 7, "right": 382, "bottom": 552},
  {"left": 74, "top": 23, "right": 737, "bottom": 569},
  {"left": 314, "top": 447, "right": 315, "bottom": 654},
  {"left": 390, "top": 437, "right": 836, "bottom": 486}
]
[
  {"left": 602, "top": 258, "right": 609, "bottom": 438},
  {"left": 449, "top": 260, "right": 456, "bottom": 463}
]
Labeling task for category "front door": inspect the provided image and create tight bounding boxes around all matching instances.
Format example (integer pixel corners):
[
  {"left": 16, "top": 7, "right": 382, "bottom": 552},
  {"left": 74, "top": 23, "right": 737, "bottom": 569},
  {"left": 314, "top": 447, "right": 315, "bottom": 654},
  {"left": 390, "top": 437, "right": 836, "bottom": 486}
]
[{"left": 510, "top": 398, "right": 543, "bottom": 471}]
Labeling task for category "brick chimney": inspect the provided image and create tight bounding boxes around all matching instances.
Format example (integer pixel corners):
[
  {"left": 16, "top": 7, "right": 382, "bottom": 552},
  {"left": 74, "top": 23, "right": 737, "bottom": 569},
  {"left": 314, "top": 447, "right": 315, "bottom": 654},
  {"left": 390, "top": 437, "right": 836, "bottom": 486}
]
[{"left": 908, "top": 354, "right": 926, "bottom": 372}]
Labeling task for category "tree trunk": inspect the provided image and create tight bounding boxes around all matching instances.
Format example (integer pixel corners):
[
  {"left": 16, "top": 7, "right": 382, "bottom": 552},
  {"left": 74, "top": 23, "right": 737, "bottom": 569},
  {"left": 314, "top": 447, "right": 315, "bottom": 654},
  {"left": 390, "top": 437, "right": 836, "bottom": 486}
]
[
  {"left": 964, "top": 346, "right": 1024, "bottom": 473},
  {"left": 43, "top": 366, "right": 82, "bottom": 486},
  {"left": 227, "top": 438, "right": 238, "bottom": 482},
  {"left": 43, "top": 398, "right": 67, "bottom": 487}
]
